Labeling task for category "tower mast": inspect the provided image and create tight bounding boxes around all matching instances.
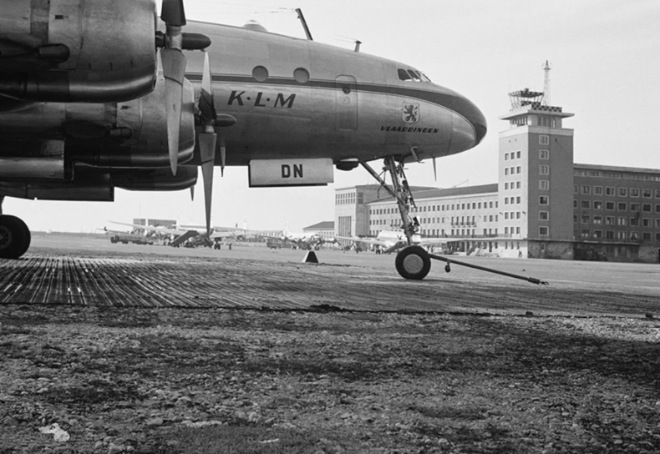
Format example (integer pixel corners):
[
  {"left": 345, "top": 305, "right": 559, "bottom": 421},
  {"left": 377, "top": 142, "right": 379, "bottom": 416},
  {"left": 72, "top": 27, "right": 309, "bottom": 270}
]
[{"left": 542, "top": 60, "right": 551, "bottom": 106}]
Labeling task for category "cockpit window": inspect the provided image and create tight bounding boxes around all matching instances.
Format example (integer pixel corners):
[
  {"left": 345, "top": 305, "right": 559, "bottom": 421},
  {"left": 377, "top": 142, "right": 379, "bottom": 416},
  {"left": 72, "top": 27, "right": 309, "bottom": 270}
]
[
  {"left": 398, "top": 68, "right": 412, "bottom": 81},
  {"left": 407, "top": 70, "right": 421, "bottom": 81},
  {"left": 398, "top": 68, "right": 431, "bottom": 83}
]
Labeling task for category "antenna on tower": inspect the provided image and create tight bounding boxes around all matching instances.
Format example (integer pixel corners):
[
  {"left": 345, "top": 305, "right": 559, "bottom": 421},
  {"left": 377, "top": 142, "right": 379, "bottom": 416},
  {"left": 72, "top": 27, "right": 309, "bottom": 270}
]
[{"left": 542, "top": 60, "right": 551, "bottom": 106}]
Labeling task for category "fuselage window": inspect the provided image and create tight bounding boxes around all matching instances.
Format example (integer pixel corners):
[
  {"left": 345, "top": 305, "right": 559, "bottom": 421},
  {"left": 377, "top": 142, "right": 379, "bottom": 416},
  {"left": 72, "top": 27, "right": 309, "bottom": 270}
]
[
  {"left": 294, "top": 67, "right": 310, "bottom": 83},
  {"left": 252, "top": 66, "right": 269, "bottom": 82}
]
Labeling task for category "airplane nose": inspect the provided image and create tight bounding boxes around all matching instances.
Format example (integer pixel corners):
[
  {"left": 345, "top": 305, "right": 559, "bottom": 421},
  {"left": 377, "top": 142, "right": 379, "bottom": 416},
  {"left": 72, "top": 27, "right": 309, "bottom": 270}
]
[{"left": 453, "top": 94, "right": 487, "bottom": 146}]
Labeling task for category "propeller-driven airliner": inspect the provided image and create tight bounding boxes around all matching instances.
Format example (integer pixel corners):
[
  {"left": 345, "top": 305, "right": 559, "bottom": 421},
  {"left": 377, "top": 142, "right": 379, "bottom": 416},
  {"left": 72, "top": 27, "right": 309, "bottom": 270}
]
[{"left": 0, "top": 0, "right": 548, "bottom": 283}]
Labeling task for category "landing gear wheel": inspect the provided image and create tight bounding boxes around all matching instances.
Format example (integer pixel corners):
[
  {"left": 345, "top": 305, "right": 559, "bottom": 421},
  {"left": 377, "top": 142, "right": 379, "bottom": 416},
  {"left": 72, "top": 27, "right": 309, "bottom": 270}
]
[
  {"left": 0, "top": 215, "right": 31, "bottom": 259},
  {"left": 395, "top": 245, "right": 431, "bottom": 280}
]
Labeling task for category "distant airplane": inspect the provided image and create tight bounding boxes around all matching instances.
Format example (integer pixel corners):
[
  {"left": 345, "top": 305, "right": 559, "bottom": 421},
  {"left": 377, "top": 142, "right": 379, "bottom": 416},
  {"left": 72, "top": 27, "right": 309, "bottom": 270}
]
[
  {"left": 0, "top": 0, "right": 501, "bottom": 282},
  {"left": 263, "top": 231, "right": 337, "bottom": 250},
  {"left": 337, "top": 230, "right": 451, "bottom": 254}
]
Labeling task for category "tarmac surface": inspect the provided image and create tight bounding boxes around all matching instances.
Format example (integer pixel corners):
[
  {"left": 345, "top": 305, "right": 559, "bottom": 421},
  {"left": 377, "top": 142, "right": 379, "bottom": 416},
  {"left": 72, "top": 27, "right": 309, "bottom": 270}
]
[{"left": 1, "top": 233, "right": 659, "bottom": 317}]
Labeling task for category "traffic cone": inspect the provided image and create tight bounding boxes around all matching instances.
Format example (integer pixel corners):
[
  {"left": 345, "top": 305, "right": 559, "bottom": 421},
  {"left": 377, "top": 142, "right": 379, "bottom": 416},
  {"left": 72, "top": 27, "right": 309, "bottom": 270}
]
[{"left": 302, "top": 251, "right": 319, "bottom": 263}]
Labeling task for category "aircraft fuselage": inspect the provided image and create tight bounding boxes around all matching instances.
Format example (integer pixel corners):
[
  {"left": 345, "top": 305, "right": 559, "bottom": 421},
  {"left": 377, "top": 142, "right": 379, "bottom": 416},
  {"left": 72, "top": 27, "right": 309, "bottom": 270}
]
[{"left": 184, "top": 21, "right": 486, "bottom": 166}]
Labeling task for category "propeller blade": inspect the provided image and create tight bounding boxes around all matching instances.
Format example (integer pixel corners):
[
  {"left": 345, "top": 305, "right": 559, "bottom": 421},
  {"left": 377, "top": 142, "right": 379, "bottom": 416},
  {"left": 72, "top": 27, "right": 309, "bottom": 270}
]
[
  {"left": 199, "top": 52, "right": 216, "bottom": 121},
  {"left": 199, "top": 131, "right": 217, "bottom": 237},
  {"left": 433, "top": 157, "right": 437, "bottom": 182},
  {"left": 161, "top": 0, "right": 186, "bottom": 26},
  {"left": 161, "top": 48, "right": 186, "bottom": 175},
  {"left": 220, "top": 140, "right": 226, "bottom": 177}
]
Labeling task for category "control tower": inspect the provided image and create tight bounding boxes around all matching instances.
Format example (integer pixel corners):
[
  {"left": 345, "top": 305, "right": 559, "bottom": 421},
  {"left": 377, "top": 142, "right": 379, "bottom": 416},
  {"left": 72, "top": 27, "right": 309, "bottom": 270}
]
[{"left": 498, "top": 83, "right": 575, "bottom": 258}]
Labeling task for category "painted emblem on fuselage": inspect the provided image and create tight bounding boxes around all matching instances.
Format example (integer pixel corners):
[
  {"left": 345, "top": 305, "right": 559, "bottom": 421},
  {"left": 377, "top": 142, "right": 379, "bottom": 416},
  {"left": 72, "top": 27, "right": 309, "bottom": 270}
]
[{"left": 402, "top": 103, "right": 420, "bottom": 124}]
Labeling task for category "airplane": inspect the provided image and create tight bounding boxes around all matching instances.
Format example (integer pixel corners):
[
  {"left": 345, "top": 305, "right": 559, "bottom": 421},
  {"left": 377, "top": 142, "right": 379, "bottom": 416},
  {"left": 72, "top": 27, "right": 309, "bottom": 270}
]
[
  {"left": 337, "top": 229, "right": 451, "bottom": 255},
  {"left": 109, "top": 220, "right": 228, "bottom": 248},
  {"left": 0, "top": 0, "right": 547, "bottom": 284},
  {"left": 263, "top": 230, "right": 337, "bottom": 250}
]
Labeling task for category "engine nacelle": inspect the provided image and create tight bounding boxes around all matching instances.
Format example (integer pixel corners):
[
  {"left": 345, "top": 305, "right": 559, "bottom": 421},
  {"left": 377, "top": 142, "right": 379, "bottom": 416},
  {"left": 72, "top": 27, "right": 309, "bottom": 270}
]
[
  {"left": 0, "top": 0, "right": 157, "bottom": 102},
  {"left": 112, "top": 166, "right": 198, "bottom": 192},
  {"left": 69, "top": 77, "right": 196, "bottom": 168}
]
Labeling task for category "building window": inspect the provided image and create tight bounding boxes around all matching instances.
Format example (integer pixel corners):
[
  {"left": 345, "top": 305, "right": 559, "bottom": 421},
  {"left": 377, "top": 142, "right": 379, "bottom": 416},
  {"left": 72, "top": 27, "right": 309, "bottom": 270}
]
[
  {"left": 643, "top": 204, "right": 652, "bottom": 212},
  {"left": 593, "top": 216, "right": 602, "bottom": 224},
  {"left": 594, "top": 186, "right": 603, "bottom": 195},
  {"left": 581, "top": 200, "right": 590, "bottom": 209},
  {"left": 643, "top": 189, "right": 652, "bottom": 198},
  {"left": 606, "top": 202, "right": 615, "bottom": 210},
  {"left": 516, "top": 151, "right": 521, "bottom": 159},
  {"left": 593, "top": 230, "right": 602, "bottom": 239},
  {"left": 539, "top": 211, "right": 549, "bottom": 221},
  {"left": 539, "top": 135, "right": 550, "bottom": 145},
  {"left": 539, "top": 165, "right": 550, "bottom": 175},
  {"left": 618, "top": 202, "right": 627, "bottom": 211},
  {"left": 516, "top": 166, "right": 521, "bottom": 174},
  {"left": 540, "top": 195, "right": 549, "bottom": 205},
  {"left": 618, "top": 188, "right": 628, "bottom": 197},
  {"left": 630, "top": 188, "right": 640, "bottom": 198},
  {"left": 594, "top": 201, "right": 603, "bottom": 210},
  {"left": 582, "top": 215, "right": 590, "bottom": 224},
  {"left": 605, "top": 187, "right": 615, "bottom": 196},
  {"left": 539, "top": 149, "right": 549, "bottom": 160},
  {"left": 581, "top": 185, "right": 591, "bottom": 195},
  {"left": 605, "top": 216, "right": 615, "bottom": 225},
  {"left": 539, "top": 226, "right": 549, "bottom": 236}
]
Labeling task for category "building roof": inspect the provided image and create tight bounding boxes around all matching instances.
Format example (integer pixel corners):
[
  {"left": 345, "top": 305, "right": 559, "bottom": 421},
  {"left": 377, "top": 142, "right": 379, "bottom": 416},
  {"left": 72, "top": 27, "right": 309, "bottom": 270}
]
[
  {"left": 574, "top": 163, "right": 660, "bottom": 176},
  {"left": 367, "top": 183, "right": 498, "bottom": 204},
  {"left": 303, "top": 221, "right": 334, "bottom": 231},
  {"left": 336, "top": 184, "right": 436, "bottom": 192}
]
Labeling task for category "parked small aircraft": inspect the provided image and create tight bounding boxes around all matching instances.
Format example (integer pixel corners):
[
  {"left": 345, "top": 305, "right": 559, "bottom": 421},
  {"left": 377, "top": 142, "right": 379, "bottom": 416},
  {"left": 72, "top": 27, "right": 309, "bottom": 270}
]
[{"left": 0, "top": 0, "right": 549, "bottom": 283}]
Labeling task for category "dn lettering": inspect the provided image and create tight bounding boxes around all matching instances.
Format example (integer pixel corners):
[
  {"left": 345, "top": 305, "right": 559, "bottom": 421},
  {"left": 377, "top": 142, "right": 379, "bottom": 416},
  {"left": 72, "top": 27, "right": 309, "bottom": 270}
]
[{"left": 281, "top": 164, "right": 304, "bottom": 178}]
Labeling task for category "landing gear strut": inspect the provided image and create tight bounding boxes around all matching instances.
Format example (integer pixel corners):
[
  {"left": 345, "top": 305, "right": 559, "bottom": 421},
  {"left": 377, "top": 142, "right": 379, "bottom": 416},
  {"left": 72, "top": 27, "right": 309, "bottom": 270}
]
[
  {"left": 361, "top": 156, "right": 429, "bottom": 280},
  {"left": 361, "top": 157, "right": 548, "bottom": 284}
]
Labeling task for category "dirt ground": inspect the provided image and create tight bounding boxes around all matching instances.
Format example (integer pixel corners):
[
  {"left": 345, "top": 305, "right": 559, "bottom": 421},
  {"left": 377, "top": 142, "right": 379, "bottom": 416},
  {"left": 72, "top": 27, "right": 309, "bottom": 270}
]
[{"left": 1, "top": 234, "right": 659, "bottom": 453}]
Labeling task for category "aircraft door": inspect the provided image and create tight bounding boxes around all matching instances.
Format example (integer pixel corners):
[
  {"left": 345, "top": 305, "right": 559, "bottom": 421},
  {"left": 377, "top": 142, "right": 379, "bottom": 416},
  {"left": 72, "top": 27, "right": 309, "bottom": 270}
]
[{"left": 335, "top": 75, "right": 358, "bottom": 131}]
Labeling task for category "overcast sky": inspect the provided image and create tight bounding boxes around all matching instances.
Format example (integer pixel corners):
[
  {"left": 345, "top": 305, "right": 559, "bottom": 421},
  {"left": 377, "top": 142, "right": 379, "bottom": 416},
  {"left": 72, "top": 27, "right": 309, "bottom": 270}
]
[{"left": 5, "top": 0, "right": 660, "bottom": 232}]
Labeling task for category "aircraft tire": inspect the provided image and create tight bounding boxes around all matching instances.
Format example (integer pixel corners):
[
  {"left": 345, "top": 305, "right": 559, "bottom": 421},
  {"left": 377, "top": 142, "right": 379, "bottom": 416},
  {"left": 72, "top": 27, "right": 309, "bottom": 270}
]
[
  {"left": 395, "top": 245, "right": 431, "bottom": 280},
  {"left": 0, "top": 215, "right": 31, "bottom": 259}
]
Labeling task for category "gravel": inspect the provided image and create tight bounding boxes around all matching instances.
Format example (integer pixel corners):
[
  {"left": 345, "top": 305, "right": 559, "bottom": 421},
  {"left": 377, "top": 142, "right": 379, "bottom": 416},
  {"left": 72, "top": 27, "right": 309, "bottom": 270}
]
[{"left": 1, "top": 306, "right": 659, "bottom": 453}]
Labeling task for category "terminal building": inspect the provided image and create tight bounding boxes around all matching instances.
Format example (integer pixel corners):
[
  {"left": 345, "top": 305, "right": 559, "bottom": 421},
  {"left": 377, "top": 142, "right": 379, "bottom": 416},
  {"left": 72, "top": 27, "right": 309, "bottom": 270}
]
[{"left": 334, "top": 86, "right": 660, "bottom": 263}]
